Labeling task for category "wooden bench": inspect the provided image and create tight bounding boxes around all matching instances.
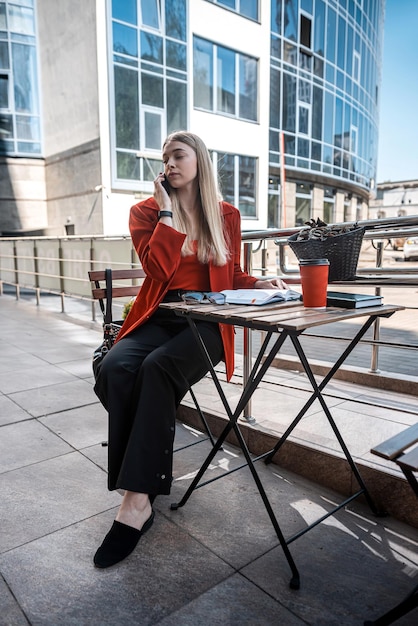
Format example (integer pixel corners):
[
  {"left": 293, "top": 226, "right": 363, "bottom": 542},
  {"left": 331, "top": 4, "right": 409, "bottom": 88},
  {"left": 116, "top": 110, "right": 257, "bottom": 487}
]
[
  {"left": 364, "top": 424, "right": 418, "bottom": 625},
  {"left": 371, "top": 423, "right": 418, "bottom": 498},
  {"left": 88, "top": 268, "right": 216, "bottom": 450}
]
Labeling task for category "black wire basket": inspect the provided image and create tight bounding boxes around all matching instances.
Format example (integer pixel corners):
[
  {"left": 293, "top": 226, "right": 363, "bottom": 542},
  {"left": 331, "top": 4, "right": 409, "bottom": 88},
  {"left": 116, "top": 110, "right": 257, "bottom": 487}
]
[{"left": 287, "top": 226, "right": 365, "bottom": 281}]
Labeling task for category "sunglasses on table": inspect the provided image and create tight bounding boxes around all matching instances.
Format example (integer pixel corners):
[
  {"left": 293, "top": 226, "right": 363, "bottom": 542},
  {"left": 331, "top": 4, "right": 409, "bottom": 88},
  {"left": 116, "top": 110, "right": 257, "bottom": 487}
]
[{"left": 181, "top": 291, "right": 226, "bottom": 305}]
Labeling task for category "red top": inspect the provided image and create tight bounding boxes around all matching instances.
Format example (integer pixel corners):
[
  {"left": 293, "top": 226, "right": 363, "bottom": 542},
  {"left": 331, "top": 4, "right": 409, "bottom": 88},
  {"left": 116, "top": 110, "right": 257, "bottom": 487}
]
[
  {"left": 115, "top": 197, "right": 257, "bottom": 381},
  {"left": 169, "top": 243, "right": 210, "bottom": 291}
]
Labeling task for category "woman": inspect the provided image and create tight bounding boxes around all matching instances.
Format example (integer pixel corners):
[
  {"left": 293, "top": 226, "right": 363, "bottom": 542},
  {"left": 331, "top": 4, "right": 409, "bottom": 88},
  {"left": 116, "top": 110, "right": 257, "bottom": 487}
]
[{"left": 93, "top": 131, "right": 286, "bottom": 568}]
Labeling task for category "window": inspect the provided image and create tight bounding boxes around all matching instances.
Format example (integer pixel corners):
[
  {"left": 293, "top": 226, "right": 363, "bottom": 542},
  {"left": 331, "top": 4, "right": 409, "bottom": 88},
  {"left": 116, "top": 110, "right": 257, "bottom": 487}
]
[
  {"left": 140, "top": 0, "right": 160, "bottom": 29},
  {"left": 206, "top": 0, "right": 258, "bottom": 21},
  {"left": 0, "top": 0, "right": 41, "bottom": 156},
  {"left": 216, "top": 151, "right": 257, "bottom": 217},
  {"left": 323, "top": 187, "right": 335, "bottom": 223},
  {"left": 353, "top": 50, "right": 361, "bottom": 83},
  {"left": 295, "top": 182, "right": 311, "bottom": 226},
  {"left": 0, "top": 74, "right": 8, "bottom": 108},
  {"left": 110, "top": 0, "right": 188, "bottom": 186},
  {"left": 300, "top": 14, "right": 312, "bottom": 49},
  {"left": 193, "top": 37, "right": 258, "bottom": 122}
]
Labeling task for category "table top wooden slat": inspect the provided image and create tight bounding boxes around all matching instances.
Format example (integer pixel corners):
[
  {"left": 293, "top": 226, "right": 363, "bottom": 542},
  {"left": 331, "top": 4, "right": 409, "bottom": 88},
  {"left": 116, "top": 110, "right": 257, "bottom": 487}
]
[{"left": 159, "top": 301, "right": 403, "bottom": 333}]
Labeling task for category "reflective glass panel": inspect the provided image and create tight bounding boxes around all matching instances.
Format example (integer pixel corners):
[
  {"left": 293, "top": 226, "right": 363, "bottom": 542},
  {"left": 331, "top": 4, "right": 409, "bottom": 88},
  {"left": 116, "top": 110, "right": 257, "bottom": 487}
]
[
  {"left": 141, "top": 73, "right": 163, "bottom": 106},
  {"left": 0, "top": 3, "right": 6, "bottom": 30},
  {"left": 283, "top": 73, "right": 296, "bottom": 131},
  {"left": 298, "top": 106, "right": 309, "bottom": 134},
  {"left": 9, "top": 5, "right": 34, "bottom": 35},
  {"left": 270, "top": 67, "right": 280, "bottom": 128},
  {"left": 271, "top": 0, "right": 282, "bottom": 33},
  {"left": 337, "top": 16, "right": 346, "bottom": 70},
  {"left": 239, "top": 155, "right": 256, "bottom": 217},
  {"left": 217, "top": 152, "right": 235, "bottom": 204},
  {"left": 239, "top": 54, "right": 257, "bottom": 120},
  {"left": 12, "top": 43, "right": 38, "bottom": 113},
  {"left": 17, "top": 140, "right": 39, "bottom": 153},
  {"left": 143, "top": 157, "right": 161, "bottom": 181},
  {"left": 112, "top": 0, "right": 137, "bottom": 24},
  {"left": 193, "top": 37, "right": 213, "bottom": 110},
  {"left": 140, "top": 31, "right": 162, "bottom": 64},
  {"left": 298, "top": 80, "right": 311, "bottom": 103},
  {"left": 165, "top": 0, "right": 186, "bottom": 41},
  {"left": 324, "top": 91, "right": 334, "bottom": 144},
  {"left": 312, "top": 86, "right": 322, "bottom": 139},
  {"left": 334, "top": 97, "right": 343, "bottom": 148},
  {"left": 240, "top": 0, "right": 258, "bottom": 20},
  {"left": 144, "top": 111, "right": 161, "bottom": 149},
  {"left": 16, "top": 114, "right": 39, "bottom": 140},
  {"left": 167, "top": 79, "right": 187, "bottom": 134},
  {"left": 140, "top": 0, "right": 159, "bottom": 28},
  {"left": 301, "top": 0, "right": 313, "bottom": 13},
  {"left": 166, "top": 40, "right": 186, "bottom": 71},
  {"left": 284, "top": 0, "right": 297, "bottom": 41},
  {"left": 113, "top": 22, "right": 138, "bottom": 57},
  {"left": 0, "top": 113, "right": 13, "bottom": 145},
  {"left": 0, "top": 73, "right": 8, "bottom": 107},
  {"left": 271, "top": 34, "right": 281, "bottom": 59},
  {"left": 116, "top": 151, "right": 140, "bottom": 180},
  {"left": 314, "top": 0, "right": 325, "bottom": 55},
  {"left": 114, "top": 65, "right": 139, "bottom": 149},
  {"left": 217, "top": 46, "right": 235, "bottom": 115},
  {"left": 283, "top": 41, "right": 296, "bottom": 65},
  {"left": 326, "top": 7, "right": 336, "bottom": 63},
  {"left": 295, "top": 196, "right": 310, "bottom": 226},
  {"left": 297, "top": 137, "right": 309, "bottom": 157},
  {"left": 0, "top": 40, "right": 8, "bottom": 68}
]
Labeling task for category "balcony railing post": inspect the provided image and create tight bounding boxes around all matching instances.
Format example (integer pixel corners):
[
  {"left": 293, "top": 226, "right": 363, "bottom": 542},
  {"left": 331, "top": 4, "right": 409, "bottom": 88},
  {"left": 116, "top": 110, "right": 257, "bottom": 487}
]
[
  {"left": 90, "top": 238, "right": 96, "bottom": 322},
  {"left": 58, "top": 239, "right": 65, "bottom": 313},
  {"left": 13, "top": 241, "right": 19, "bottom": 300},
  {"left": 370, "top": 240, "right": 384, "bottom": 373},
  {"left": 242, "top": 242, "right": 256, "bottom": 424},
  {"left": 33, "top": 240, "right": 40, "bottom": 305}
]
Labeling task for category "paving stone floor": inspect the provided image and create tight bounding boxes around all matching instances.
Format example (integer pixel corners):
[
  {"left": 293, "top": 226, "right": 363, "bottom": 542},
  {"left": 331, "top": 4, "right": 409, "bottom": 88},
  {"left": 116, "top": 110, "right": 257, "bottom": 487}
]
[{"left": 1, "top": 294, "right": 417, "bottom": 625}]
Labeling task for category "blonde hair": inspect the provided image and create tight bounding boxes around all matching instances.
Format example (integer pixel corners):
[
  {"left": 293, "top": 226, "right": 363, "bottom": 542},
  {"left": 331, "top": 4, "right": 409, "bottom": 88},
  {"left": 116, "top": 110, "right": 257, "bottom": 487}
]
[{"left": 162, "top": 131, "right": 228, "bottom": 266}]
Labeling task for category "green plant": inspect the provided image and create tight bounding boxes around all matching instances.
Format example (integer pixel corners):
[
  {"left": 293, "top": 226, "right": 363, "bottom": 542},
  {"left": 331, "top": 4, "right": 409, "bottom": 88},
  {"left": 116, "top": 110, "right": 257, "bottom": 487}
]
[{"left": 122, "top": 298, "right": 135, "bottom": 319}]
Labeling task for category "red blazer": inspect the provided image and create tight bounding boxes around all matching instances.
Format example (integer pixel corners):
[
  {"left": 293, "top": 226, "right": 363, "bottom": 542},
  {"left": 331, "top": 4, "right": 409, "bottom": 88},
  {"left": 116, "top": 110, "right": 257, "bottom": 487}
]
[{"left": 115, "top": 197, "right": 257, "bottom": 381}]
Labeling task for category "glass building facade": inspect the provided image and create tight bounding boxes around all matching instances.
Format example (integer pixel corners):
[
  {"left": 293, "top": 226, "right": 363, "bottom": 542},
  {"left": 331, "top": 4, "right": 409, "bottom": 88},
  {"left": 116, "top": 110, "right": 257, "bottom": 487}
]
[
  {"left": 108, "top": 0, "right": 384, "bottom": 228},
  {"left": 0, "top": 0, "right": 41, "bottom": 156},
  {"left": 0, "top": 0, "right": 385, "bottom": 236},
  {"left": 269, "top": 0, "right": 384, "bottom": 224}
]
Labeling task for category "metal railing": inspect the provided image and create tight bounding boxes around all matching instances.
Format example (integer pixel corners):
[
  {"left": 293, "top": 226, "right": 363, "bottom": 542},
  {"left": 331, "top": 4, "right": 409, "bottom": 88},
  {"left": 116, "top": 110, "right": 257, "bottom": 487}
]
[{"left": 1, "top": 215, "right": 418, "bottom": 412}]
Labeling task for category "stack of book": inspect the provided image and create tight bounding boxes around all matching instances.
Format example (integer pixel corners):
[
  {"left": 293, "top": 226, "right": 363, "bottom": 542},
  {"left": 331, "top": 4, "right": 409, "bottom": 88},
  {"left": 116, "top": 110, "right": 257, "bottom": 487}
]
[{"left": 326, "top": 291, "right": 383, "bottom": 309}]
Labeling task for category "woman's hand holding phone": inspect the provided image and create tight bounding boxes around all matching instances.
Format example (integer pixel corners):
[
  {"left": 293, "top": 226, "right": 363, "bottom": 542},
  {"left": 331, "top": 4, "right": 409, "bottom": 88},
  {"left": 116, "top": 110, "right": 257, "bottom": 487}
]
[
  {"left": 161, "top": 175, "right": 171, "bottom": 195},
  {"left": 154, "top": 172, "right": 172, "bottom": 214}
]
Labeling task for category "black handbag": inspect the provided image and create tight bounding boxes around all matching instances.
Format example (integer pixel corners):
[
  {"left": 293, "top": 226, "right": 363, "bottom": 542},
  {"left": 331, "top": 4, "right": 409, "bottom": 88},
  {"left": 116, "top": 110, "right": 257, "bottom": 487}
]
[{"left": 92, "top": 269, "right": 123, "bottom": 380}]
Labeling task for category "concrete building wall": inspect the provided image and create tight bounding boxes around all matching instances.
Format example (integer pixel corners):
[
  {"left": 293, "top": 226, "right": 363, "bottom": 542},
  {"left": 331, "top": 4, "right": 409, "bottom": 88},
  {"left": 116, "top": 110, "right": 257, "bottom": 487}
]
[
  {"left": 369, "top": 180, "right": 418, "bottom": 220},
  {"left": 36, "top": 0, "right": 102, "bottom": 235},
  {"left": 0, "top": 158, "right": 47, "bottom": 235}
]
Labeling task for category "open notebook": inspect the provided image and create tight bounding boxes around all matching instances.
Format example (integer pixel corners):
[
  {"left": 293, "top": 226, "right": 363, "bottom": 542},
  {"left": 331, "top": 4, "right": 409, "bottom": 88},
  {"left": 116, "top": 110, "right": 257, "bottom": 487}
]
[{"left": 220, "top": 288, "right": 302, "bottom": 306}]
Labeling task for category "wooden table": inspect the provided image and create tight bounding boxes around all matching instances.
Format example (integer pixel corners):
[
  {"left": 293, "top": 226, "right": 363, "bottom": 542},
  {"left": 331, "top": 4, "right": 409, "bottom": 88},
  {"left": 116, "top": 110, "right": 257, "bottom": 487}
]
[{"left": 161, "top": 300, "right": 403, "bottom": 589}]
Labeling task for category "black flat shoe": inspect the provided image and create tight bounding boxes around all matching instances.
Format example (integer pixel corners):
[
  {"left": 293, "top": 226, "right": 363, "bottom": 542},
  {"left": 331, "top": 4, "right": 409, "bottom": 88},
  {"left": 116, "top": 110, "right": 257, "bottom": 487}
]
[{"left": 94, "top": 509, "right": 155, "bottom": 568}]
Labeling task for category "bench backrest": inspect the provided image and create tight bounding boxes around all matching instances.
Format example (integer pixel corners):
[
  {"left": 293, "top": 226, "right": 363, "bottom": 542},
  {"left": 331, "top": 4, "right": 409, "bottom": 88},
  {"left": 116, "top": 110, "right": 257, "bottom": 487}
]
[{"left": 88, "top": 268, "right": 146, "bottom": 302}]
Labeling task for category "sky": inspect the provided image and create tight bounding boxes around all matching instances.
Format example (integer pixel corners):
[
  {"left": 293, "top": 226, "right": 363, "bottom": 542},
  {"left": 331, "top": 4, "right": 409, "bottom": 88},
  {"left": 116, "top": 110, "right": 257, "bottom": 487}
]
[{"left": 376, "top": 0, "right": 418, "bottom": 182}]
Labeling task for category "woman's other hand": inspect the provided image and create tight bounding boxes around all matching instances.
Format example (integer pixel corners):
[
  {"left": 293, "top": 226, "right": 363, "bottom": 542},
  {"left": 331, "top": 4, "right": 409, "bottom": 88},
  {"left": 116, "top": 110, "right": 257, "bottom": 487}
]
[{"left": 254, "top": 278, "right": 288, "bottom": 290}]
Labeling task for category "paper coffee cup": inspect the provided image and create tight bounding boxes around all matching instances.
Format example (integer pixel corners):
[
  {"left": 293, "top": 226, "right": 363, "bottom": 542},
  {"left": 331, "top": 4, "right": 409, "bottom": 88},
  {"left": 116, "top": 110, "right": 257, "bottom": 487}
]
[{"left": 299, "top": 258, "right": 330, "bottom": 309}]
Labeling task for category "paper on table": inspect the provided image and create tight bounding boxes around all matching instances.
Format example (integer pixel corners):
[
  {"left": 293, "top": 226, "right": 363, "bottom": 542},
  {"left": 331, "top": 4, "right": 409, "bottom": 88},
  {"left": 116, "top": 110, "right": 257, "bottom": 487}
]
[{"left": 220, "top": 288, "right": 302, "bottom": 306}]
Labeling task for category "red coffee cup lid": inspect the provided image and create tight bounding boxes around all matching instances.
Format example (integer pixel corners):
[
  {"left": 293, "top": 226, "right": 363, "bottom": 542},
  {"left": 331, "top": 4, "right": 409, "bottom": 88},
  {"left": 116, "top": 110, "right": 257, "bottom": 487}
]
[{"left": 299, "top": 258, "right": 330, "bottom": 265}]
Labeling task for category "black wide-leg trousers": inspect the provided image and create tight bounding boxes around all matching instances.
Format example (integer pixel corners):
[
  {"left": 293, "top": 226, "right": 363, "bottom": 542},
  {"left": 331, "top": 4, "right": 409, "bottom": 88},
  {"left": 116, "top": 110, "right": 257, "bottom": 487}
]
[{"left": 93, "top": 308, "right": 223, "bottom": 495}]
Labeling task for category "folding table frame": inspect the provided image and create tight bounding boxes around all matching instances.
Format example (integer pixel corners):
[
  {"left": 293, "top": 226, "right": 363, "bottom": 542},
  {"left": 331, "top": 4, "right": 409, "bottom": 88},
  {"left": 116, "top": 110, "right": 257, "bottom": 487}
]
[{"left": 161, "top": 300, "right": 402, "bottom": 589}]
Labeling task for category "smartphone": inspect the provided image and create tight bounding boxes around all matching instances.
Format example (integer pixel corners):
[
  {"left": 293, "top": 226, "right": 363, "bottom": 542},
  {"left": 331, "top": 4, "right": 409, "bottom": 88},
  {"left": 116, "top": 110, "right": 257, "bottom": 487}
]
[{"left": 161, "top": 175, "right": 171, "bottom": 195}]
